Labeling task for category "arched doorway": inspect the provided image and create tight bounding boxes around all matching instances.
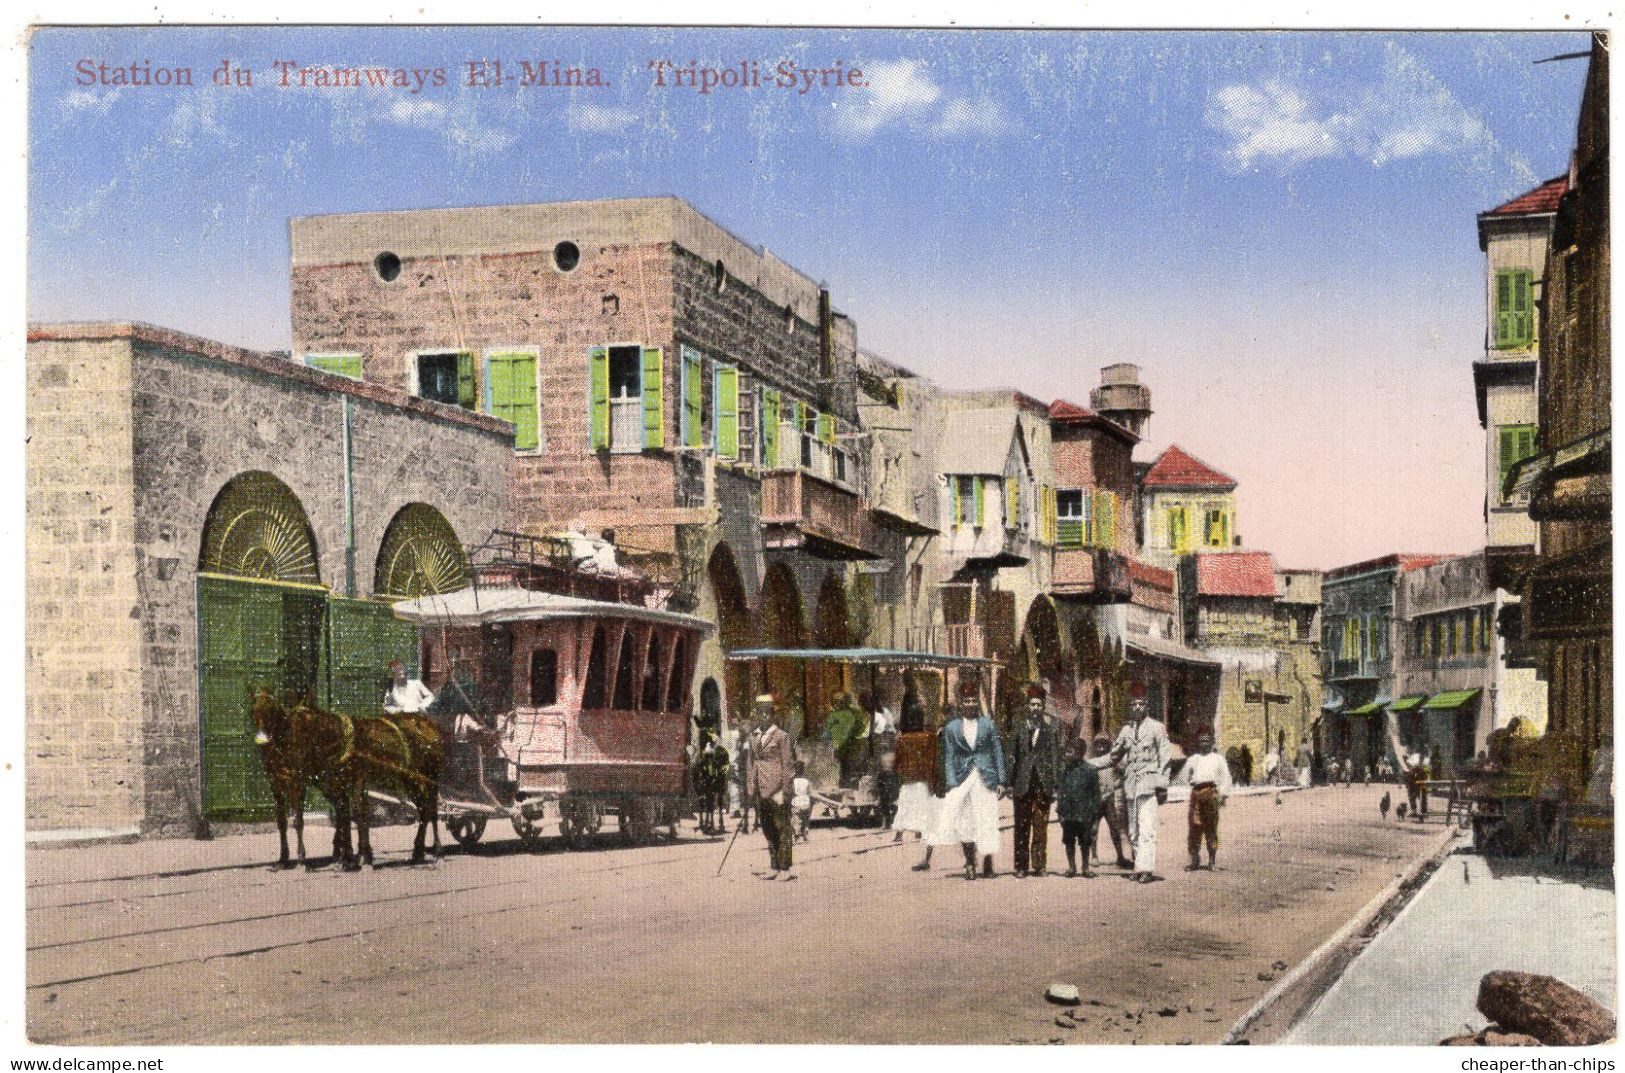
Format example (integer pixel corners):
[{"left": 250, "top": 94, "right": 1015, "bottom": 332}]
[
  {"left": 197, "top": 472, "right": 325, "bottom": 822},
  {"left": 1011, "top": 595, "right": 1066, "bottom": 733},
  {"left": 758, "top": 562, "right": 807, "bottom": 735},
  {"left": 811, "top": 571, "right": 852, "bottom": 735},
  {"left": 698, "top": 543, "right": 752, "bottom": 733}
]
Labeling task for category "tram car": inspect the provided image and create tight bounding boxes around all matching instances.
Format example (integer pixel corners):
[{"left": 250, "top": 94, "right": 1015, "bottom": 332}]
[{"left": 391, "top": 576, "right": 714, "bottom": 850}]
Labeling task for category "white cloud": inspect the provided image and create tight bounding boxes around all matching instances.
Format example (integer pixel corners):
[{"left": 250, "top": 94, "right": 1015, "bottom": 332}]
[
  {"left": 378, "top": 94, "right": 516, "bottom": 154},
  {"left": 60, "top": 87, "right": 120, "bottom": 116},
  {"left": 1206, "top": 45, "right": 1504, "bottom": 174},
  {"left": 833, "top": 59, "right": 1012, "bottom": 141},
  {"left": 568, "top": 99, "right": 638, "bottom": 134}
]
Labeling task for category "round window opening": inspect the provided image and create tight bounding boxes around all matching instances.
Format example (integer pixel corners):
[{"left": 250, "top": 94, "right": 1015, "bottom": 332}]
[
  {"left": 374, "top": 251, "right": 402, "bottom": 283},
  {"left": 553, "top": 241, "right": 581, "bottom": 272}
]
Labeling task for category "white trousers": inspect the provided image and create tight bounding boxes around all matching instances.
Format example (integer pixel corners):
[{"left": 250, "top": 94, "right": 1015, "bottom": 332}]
[
  {"left": 1127, "top": 792, "right": 1160, "bottom": 873},
  {"left": 929, "top": 771, "right": 1001, "bottom": 856}
]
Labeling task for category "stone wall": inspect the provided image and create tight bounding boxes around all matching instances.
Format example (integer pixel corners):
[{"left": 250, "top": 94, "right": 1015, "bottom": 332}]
[
  {"left": 27, "top": 323, "right": 512, "bottom": 836},
  {"left": 26, "top": 335, "right": 145, "bottom": 838}
]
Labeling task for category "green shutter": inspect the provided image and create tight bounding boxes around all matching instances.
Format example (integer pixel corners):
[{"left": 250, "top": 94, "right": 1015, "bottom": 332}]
[
  {"left": 1499, "top": 424, "right": 1538, "bottom": 498},
  {"left": 455, "top": 351, "right": 476, "bottom": 410},
  {"left": 817, "top": 413, "right": 836, "bottom": 444},
  {"left": 714, "top": 364, "right": 739, "bottom": 459},
  {"left": 1169, "top": 506, "right": 1188, "bottom": 554},
  {"left": 682, "top": 348, "right": 704, "bottom": 448},
  {"left": 1219, "top": 511, "right": 1230, "bottom": 548},
  {"left": 971, "top": 476, "right": 984, "bottom": 527},
  {"left": 762, "top": 389, "right": 781, "bottom": 467},
  {"left": 1495, "top": 269, "right": 1534, "bottom": 349},
  {"left": 488, "top": 352, "right": 539, "bottom": 451},
  {"left": 641, "top": 347, "right": 664, "bottom": 450},
  {"left": 1005, "top": 479, "right": 1020, "bottom": 530},
  {"left": 1095, "top": 492, "right": 1116, "bottom": 551},
  {"left": 308, "top": 353, "right": 363, "bottom": 380},
  {"left": 1043, "top": 486, "right": 1055, "bottom": 543},
  {"left": 949, "top": 478, "right": 961, "bottom": 527},
  {"left": 589, "top": 347, "right": 610, "bottom": 450}
]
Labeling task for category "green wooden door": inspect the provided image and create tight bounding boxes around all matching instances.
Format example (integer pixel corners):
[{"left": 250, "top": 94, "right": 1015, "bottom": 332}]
[
  {"left": 323, "top": 596, "right": 420, "bottom": 719},
  {"left": 198, "top": 576, "right": 325, "bottom": 822}
]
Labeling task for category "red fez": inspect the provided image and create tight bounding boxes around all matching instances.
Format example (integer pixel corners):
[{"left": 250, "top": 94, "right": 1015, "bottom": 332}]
[
  {"left": 956, "top": 679, "right": 980, "bottom": 701},
  {"left": 1197, "top": 725, "right": 1213, "bottom": 738},
  {"left": 1025, "top": 683, "right": 1047, "bottom": 700},
  {"left": 1128, "top": 682, "right": 1148, "bottom": 700}
]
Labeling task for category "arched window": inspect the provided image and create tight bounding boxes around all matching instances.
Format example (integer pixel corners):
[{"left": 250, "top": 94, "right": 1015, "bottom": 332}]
[
  {"left": 199, "top": 471, "right": 320, "bottom": 583},
  {"left": 374, "top": 503, "right": 467, "bottom": 598},
  {"left": 666, "top": 634, "right": 689, "bottom": 712},
  {"left": 612, "top": 628, "right": 638, "bottom": 710},
  {"left": 582, "top": 627, "right": 609, "bottom": 710},
  {"left": 641, "top": 632, "right": 664, "bottom": 711}
]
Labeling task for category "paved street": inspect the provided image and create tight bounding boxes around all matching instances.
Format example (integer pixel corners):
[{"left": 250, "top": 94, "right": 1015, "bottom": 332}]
[{"left": 29, "top": 785, "right": 1448, "bottom": 1045}]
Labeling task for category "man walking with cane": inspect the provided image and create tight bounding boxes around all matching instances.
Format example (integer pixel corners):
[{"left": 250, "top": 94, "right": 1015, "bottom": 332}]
[
  {"left": 747, "top": 694, "right": 796, "bottom": 880},
  {"left": 1111, "top": 682, "right": 1170, "bottom": 884}
]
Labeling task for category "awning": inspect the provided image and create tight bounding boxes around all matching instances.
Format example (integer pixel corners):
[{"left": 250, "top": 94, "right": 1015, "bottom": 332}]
[
  {"left": 1345, "top": 698, "right": 1389, "bottom": 716},
  {"left": 391, "top": 586, "right": 715, "bottom": 633},
  {"left": 1422, "top": 689, "right": 1482, "bottom": 711},
  {"left": 1124, "top": 634, "right": 1222, "bottom": 668},
  {"left": 1389, "top": 695, "right": 1428, "bottom": 712},
  {"left": 724, "top": 647, "right": 998, "bottom": 667}
]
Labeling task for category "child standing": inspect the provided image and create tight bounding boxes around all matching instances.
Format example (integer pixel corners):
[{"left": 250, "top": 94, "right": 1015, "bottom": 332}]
[
  {"left": 1057, "top": 738, "right": 1102, "bottom": 878},
  {"left": 791, "top": 762, "right": 812, "bottom": 842}
]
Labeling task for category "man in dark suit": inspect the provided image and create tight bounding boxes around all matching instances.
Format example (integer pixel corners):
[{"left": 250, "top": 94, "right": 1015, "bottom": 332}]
[
  {"left": 747, "top": 694, "right": 796, "bottom": 880},
  {"left": 1009, "top": 682, "right": 1062, "bottom": 877}
]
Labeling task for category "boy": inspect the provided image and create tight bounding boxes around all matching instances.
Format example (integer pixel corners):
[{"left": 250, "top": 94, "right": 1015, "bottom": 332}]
[
  {"left": 1057, "top": 738, "right": 1102, "bottom": 877},
  {"left": 791, "top": 762, "right": 813, "bottom": 843}
]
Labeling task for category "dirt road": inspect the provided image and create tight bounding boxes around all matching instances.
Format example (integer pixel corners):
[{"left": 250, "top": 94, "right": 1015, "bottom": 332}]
[{"left": 27, "top": 785, "right": 1450, "bottom": 1045}]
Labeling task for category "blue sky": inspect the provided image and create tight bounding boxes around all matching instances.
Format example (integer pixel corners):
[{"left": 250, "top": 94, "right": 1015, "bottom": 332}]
[{"left": 27, "top": 27, "right": 1592, "bottom": 569}]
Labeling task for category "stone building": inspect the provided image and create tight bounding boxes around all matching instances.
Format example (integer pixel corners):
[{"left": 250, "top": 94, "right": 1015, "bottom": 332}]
[
  {"left": 1136, "top": 444, "right": 1239, "bottom": 570},
  {"left": 26, "top": 322, "right": 512, "bottom": 839},
  {"left": 1319, "top": 553, "right": 1443, "bottom": 776},
  {"left": 1504, "top": 36, "right": 1611, "bottom": 768},
  {"left": 1177, "top": 552, "right": 1320, "bottom": 764},
  {"left": 289, "top": 197, "right": 894, "bottom": 742},
  {"left": 1392, "top": 552, "right": 1530, "bottom": 778}
]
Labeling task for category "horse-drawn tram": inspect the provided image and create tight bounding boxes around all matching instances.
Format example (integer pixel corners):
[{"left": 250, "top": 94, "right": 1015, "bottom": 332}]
[{"left": 391, "top": 576, "right": 714, "bottom": 850}]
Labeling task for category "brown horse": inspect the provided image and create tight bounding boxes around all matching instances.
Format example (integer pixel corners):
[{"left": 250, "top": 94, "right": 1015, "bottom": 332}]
[
  {"left": 250, "top": 688, "right": 354, "bottom": 869},
  {"left": 297, "top": 700, "right": 444, "bottom": 869}
]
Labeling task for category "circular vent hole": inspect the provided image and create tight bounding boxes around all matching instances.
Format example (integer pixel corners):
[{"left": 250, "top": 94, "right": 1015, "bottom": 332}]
[
  {"left": 554, "top": 241, "right": 581, "bottom": 272},
  {"left": 374, "top": 251, "right": 402, "bottom": 282}
]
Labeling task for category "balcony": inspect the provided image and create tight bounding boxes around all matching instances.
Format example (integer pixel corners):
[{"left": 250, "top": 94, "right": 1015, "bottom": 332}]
[
  {"left": 1050, "top": 547, "right": 1132, "bottom": 603},
  {"left": 760, "top": 469, "right": 883, "bottom": 560},
  {"left": 899, "top": 623, "right": 988, "bottom": 659}
]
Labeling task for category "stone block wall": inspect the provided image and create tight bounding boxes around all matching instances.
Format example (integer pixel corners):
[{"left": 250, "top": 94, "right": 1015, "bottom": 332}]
[{"left": 26, "top": 335, "right": 145, "bottom": 837}]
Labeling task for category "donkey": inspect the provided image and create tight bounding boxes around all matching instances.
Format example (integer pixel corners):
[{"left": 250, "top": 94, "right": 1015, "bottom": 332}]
[{"left": 250, "top": 687, "right": 354, "bottom": 869}]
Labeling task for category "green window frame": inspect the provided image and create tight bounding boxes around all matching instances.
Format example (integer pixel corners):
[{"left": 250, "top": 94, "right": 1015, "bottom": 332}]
[
  {"left": 588, "top": 346, "right": 611, "bottom": 450},
  {"left": 486, "top": 350, "right": 540, "bottom": 451},
  {"left": 1093, "top": 491, "right": 1116, "bottom": 551},
  {"left": 1494, "top": 269, "right": 1534, "bottom": 350},
  {"left": 1055, "top": 489, "right": 1086, "bottom": 548},
  {"left": 1497, "top": 424, "right": 1538, "bottom": 502},
  {"left": 640, "top": 348, "right": 664, "bottom": 450},
  {"left": 305, "top": 353, "right": 363, "bottom": 380},
  {"left": 1203, "top": 508, "right": 1229, "bottom": 548},
  {"left": 680, "top": 346, "right": 705, "bottom": 449},
  {"left": 713, "top": 363, "right": 739, "bottom": 459}
]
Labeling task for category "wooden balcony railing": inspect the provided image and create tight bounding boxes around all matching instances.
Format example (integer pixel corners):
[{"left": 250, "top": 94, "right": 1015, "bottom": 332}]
[{"left": 760, "top": 469, "right": 882, "bottom": 560}]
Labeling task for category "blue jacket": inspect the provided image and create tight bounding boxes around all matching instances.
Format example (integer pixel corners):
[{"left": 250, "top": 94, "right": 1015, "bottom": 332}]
[{"left": 941, "top": 715, "right": 1007, "bottom": 792}]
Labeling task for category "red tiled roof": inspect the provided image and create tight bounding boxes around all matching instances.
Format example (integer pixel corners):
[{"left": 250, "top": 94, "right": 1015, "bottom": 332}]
[
  {"left": 1482, "top": 176, "right": 1568, "bottom": 218},
  {"left": 1194, "top": 551, "right": 1278, "bottom": 598},
  {"left": 1141, "top": 444, "right": 1236, "bottom": 490},
  {"left": 1048, "top": 399, "right": 1094, "bottom": 421},
  {"left": 1129, "top": 561, "right": 1174, "bottom": 590},
  {"left": 1325, "top": 553, "right": 1447, "bottom": 580}
]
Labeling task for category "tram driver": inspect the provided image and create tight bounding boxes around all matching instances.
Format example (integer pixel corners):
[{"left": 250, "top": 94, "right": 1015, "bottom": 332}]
[{"left": 383, "top": 658, "right": 436, "bottom": 715}]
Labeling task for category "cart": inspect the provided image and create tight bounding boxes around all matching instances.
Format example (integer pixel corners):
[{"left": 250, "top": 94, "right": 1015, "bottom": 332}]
[
  {"left": 391, "top": 584, "right": 715, "bottom": 850},
  {"left": 724, "top": 646, "right": 1002, "bottom": 827}
]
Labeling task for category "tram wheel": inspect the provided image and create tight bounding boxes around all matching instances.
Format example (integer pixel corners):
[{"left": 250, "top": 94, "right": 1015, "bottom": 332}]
[
  {"left": 511, "top": 809, "right": 547, "bottom": 849},
  {"left": 446, "top": 815, "right": 487, "bottom": 848}
]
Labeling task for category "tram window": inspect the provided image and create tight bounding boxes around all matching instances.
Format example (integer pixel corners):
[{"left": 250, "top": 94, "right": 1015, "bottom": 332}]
[
  {"left": 582, "top": 627, "right": 609, "bottom": 709},
  {"left": 665, "top": 635, "right": 688, "bottom": 712},
  {"left": 641, "top": 633, "right": 664, "bottom": 711},
  {"left": 612, "top": 630, "right": 637, "bottom": 710},
  {"left": 530, "top": 648, "right": 558, "bottom": 707}
]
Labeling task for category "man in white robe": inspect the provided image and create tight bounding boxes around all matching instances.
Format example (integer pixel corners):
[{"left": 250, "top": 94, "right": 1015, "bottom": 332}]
[
  {"left": 928, "top": 679, "right": 1008, "bottom": 879},
  {"left": 1111, "top": 683, "right": 1170, "bottom": 883}
]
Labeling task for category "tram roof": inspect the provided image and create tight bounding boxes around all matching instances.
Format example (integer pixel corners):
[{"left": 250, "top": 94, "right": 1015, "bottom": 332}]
[
  {"left": 724, "top": 647, "right": 998, "bottom": 667},
  {"left": 390, "top": 586, "right": 716, "bottom": 633}
]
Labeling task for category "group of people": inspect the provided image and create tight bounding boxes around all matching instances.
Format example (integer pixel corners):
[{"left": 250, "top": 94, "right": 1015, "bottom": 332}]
[{"left": 740, "top": 676, "right": 1236, "bottom": 883}]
